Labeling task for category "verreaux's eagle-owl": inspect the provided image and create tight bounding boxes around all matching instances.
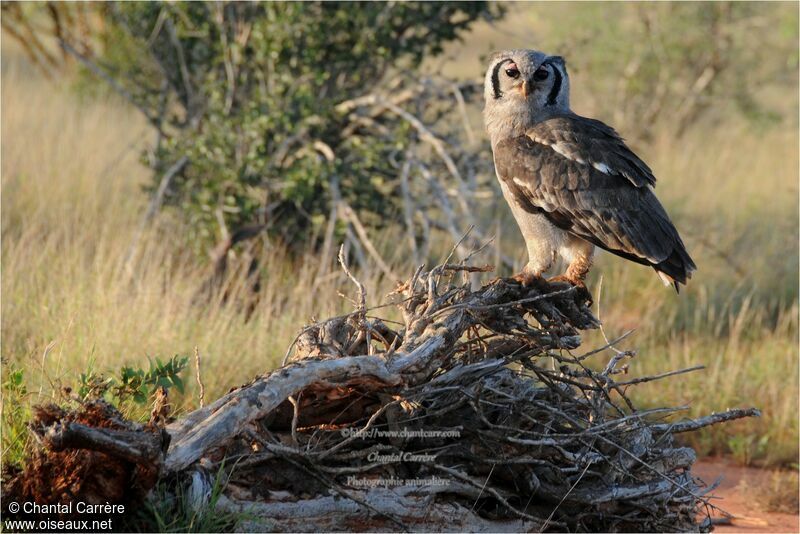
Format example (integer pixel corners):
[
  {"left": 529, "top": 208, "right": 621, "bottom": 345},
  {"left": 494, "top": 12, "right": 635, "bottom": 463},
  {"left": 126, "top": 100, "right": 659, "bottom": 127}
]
[{"left": 483, "top": 49, "right": 696, "bottom": 297}]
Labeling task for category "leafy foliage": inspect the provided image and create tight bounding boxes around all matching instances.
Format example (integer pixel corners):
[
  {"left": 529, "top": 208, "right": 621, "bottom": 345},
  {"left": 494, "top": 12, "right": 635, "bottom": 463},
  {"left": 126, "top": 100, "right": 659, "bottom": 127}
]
[
  {"left": 1, "top": 356, "right": 189, "bottom": 479},
  {"left": 86, "top": 1, "right": 500, "bottom": 251},
  {"left": 79, "top": 355, "right": 189, "bottom": 406}
]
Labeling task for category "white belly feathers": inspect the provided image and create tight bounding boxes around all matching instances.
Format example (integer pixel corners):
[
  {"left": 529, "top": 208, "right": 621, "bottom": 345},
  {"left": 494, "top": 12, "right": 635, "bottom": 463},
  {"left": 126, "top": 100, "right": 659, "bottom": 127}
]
[{"left": 498, "top": 179, "right": 593, "bottom": 276}]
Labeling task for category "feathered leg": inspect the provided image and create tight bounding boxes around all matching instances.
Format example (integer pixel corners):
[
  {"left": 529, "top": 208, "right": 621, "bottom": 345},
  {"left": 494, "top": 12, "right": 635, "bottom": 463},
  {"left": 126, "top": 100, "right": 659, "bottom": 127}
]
[
  {"left": 549, "top": 252, "right": 593, "bottom": 305},
  {"left": 512, "top": 247, "right": 556, "bottom": 289}
]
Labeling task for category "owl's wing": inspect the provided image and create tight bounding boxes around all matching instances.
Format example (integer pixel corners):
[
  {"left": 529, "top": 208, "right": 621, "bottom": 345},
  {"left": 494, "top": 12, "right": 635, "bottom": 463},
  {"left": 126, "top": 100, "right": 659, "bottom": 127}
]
[{"left": 493, "top": 114, "right": 696, "bottom": 288}]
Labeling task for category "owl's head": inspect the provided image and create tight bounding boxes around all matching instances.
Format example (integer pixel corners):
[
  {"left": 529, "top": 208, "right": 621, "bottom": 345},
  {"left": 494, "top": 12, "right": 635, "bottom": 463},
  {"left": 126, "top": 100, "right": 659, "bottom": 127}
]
[{"left": 483, "top": 49, "right": 570, "bottom": 142}]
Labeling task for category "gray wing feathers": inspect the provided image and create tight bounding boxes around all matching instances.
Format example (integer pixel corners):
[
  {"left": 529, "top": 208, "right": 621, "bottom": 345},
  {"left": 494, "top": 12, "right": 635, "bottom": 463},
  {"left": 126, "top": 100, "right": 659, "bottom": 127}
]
[
  {"left": 494, "top": 118, "right": 696, "bottom": 284},
  {"left": 528, "top": 116, "right": 656, "bottom": 188}
]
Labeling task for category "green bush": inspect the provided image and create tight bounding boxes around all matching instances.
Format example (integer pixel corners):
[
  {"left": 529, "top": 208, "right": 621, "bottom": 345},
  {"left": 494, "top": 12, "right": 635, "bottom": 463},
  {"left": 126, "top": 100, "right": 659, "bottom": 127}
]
[
  {"left": 1, "top": 356, "right": 189, "bottom": 471},
  {"left": 90, "top": 1, "right": 501, "bottom": 252}
]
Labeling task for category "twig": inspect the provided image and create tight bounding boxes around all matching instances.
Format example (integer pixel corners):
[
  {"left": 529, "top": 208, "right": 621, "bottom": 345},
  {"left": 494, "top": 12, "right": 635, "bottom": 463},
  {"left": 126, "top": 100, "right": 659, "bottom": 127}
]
[
  {"left": 341, "top": 205, "right": 398, "bottom": 281},
  {"left": 431, "top": 286, "right": 576, "bottom": 318},
  {"left": 451, "top": 83, "right": 476, "bottom": 145},
  {"left": 398, "top": 156, "right": 419, "bottom": 265},
  {"left": 124, "top": 156, "right": 189, "bottom": 274},
  {"left": 440, "top": 264, "right": 494, "bottom": 273},
  {"left": 651, "top": 408, "right": 761, "bottom": 435},
  {"left": 57, "top": 38, "right": 164, "bottom": 133},
  {"left": 614, "top": 365, "right": 705, "bottom": 387},
  {"left": 315, "top": 174, "right": 341, "bottom": 282},
  {"left": 164, "top": 17, "right": 195, "bottom": 118},
  {"left": 433, "top": 465, "right": 553, "bottom": 527},
  {"left": 539, "top": 457, "right": 593, "bottom": 532},
  {"left": 194, "top": 346, "right": 205, "bottom": 409},
  {"left": 338, "top": 244, "right": 366, "bottom": 316},
  {"left": 288, "top": 393, "right": 301, "bottom": 446}
]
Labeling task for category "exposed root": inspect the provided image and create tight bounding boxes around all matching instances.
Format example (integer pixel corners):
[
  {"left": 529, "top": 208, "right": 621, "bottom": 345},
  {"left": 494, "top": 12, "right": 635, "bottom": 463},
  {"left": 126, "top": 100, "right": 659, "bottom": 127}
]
[{"left": 2, "top": 400, "right": 167, "bottom": 520}]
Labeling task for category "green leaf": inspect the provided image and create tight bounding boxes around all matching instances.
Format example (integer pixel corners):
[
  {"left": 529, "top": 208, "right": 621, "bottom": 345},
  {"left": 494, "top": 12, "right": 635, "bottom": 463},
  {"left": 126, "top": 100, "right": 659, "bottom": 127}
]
[{"left": 171, "top": 375, "right": 185, "bottom": 394}]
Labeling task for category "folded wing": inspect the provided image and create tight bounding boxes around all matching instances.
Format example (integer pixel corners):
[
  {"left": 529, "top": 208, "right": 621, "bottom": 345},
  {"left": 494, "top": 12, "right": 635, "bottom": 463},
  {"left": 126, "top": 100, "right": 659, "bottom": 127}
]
[{"left": 493, "top": 114, "right": 696, "bottom": 289}]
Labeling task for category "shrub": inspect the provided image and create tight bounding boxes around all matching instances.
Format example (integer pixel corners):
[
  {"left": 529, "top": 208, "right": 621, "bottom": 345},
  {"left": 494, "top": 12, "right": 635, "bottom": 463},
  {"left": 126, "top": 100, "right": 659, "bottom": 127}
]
[{"left": 83, "top": 2, "right": 501, "bottom": 254}]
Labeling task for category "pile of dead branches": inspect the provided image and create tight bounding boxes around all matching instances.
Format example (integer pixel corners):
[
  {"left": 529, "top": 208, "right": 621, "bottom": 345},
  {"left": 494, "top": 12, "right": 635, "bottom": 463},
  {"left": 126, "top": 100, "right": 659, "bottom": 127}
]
[{"left": 6, "top": 251, "right": 758, "bottom": 532}]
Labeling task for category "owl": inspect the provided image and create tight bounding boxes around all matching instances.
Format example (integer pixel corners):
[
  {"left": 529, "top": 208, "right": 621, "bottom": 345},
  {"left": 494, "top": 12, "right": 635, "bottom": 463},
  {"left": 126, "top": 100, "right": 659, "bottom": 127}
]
[{"left": 483, "top": 49, "right": 695, "bottom": 300}]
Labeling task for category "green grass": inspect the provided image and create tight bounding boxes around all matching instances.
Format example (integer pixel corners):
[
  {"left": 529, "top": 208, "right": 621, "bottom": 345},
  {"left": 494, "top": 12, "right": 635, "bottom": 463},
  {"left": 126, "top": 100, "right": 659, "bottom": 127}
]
[
  {"left": 124, "top": 460, "right": 244, "bottom": 532},
  {"left": 2, "top": 21, "right": 798, "bottom": 471}
]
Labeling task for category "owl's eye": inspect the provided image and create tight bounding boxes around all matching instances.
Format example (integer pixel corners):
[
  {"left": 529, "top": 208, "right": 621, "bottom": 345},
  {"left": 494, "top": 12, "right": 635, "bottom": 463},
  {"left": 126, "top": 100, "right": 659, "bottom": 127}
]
[
  {"left": 533, "top": 66, "right": 549, "bottom": 81},
  {"left": 505, "top": 65, "right": 520, "bottom": 79}
]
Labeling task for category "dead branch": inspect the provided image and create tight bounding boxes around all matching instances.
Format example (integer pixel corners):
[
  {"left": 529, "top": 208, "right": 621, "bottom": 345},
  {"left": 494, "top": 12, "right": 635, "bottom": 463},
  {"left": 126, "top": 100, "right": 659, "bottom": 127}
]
[
  {"left": 43, "top": 421, "right": 164, "bottom": 467},
  {"left": 158, "top": 257, "right": 757, "bottom": 531},
  {"left": 7, "top": 257, "right": 760, "bottom": 532},
  {"left": 341, "top": 204, "right": 398, "bottom": 281},
  {"left": 124, "top": 155, "right": 189, "bottom": 273},
  {"left": 194, "top": 346, "right": 206, "bottom": 408},
  {"left": 57, "top": 38, "right": 164, "bottom": 134},
  {"left": 651, "top": 408, "right": 761, "bottom": 435}
]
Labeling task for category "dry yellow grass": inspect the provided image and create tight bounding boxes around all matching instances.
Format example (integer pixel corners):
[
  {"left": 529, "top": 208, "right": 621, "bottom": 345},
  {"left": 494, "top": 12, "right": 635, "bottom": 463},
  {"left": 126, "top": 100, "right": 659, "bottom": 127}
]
[
  {"left": 736, "top": 468, "right": 800, "bottom": 514},
  {"left": 0, "top": 54, "right": 373, "bottom": 412},
  {"left": 2, "top": 26, "right": 798, "bottom": 468}
]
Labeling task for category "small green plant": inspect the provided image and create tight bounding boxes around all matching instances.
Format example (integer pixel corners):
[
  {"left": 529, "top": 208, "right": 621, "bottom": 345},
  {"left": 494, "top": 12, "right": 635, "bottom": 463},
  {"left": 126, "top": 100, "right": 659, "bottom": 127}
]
[
  {"left": 78, "top": 367, "right": 114, "bottom": 400},
  {"left": 113, "top": 355, "right": 188, "bottom": 405},
  {"left": 1, "top": 366, "right": 32, "bottom": 469},
  {"left": 2, "top": 356, "right": 190, "bottom": 475},
  {"left": 79, "top": 355, "right": 189, "bottom": 407},
  {"left": 125, "top": 461, "right": 245, "bottom": 532}
]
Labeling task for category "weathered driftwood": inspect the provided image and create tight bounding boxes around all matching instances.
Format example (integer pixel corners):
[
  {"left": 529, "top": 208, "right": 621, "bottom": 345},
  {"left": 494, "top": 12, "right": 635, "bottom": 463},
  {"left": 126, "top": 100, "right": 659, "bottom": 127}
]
[
  {"left": 161, "top": 253, "right": 757, "bottom": 532},
  {"left": 216, "top": 488, "right": 545, "bottom": 532},
  {"left": 11, "top": 253, "right": 760, "bottom": 532},
  {"left": 43, "top": 420, "right": 167, "bottom": 468},
  {"left": 165, "top": 261, "right": 597, "bottom": 473}
]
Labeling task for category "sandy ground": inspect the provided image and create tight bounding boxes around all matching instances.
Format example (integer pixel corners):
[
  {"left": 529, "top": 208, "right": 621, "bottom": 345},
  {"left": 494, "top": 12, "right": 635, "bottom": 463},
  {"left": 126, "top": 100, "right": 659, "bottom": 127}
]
[{"left": 693, "top": 458, "right": 799, "bottom": 533}]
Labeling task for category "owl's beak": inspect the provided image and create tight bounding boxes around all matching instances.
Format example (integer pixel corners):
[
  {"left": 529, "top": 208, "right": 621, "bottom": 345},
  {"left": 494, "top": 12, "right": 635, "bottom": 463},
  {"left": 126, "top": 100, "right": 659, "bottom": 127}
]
[{"left": 519, "top": 81, "right": 531, "bottom": 98}]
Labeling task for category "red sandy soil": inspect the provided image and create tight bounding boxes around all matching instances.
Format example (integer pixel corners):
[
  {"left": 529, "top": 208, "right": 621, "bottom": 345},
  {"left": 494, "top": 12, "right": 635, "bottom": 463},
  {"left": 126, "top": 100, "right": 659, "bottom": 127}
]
[{"left": 694, "top": 458, "right": 799, "bottom": 533}]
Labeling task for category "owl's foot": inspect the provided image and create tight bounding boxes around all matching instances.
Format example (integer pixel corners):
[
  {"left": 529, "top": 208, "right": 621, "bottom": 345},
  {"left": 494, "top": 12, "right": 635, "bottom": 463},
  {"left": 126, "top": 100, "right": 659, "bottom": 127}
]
[
  {"left": 511, "top": 270, "right": 546, "bottom": 289},
  {"left": 547, "top": 275, "right": 593, "bottom": 307}
]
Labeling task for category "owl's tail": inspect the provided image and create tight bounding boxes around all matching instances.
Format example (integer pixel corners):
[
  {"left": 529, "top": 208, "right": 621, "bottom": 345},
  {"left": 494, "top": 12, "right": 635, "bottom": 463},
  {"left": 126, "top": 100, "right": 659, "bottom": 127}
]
[{"left": 653, "top": 245, "right": 697, "bottom": 294}]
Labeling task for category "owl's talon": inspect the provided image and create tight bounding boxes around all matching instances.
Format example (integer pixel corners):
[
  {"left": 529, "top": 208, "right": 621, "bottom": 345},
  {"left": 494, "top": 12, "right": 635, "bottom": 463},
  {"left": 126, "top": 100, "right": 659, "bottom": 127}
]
[
  {"left": 511, "top": 272, "right": 533, "bottom": 286},
  {"left": 546, "top": 275, "right": 573, "bottom": 286},
  {"left": 547, "top": 276, "right": 593, "bottom": 307},
  {"left": 511, "top": 271, "right": 544, "bottom": 288}
]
